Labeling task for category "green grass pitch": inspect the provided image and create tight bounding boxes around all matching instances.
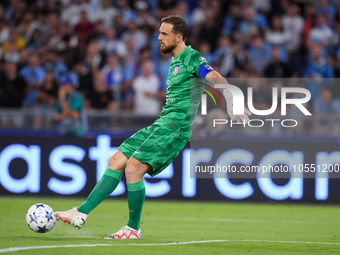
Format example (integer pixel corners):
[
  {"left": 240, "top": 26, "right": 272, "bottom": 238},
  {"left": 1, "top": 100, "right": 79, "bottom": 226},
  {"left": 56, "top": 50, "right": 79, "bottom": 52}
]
[{"left": 0, "top": 197, "right": 339, "bottom": 255}]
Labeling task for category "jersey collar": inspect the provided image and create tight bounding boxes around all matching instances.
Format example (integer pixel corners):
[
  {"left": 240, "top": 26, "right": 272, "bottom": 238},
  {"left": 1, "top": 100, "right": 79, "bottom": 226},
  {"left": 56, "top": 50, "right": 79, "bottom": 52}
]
[{"left": 171, "top": 46, "right": 191, "bottom": 63}]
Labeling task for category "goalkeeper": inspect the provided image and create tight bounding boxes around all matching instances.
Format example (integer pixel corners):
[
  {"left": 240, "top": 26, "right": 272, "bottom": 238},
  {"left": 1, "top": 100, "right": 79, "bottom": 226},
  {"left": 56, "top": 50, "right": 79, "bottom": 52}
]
[{"left": 56, "top": 15, "right": 250, "bottom": 239}]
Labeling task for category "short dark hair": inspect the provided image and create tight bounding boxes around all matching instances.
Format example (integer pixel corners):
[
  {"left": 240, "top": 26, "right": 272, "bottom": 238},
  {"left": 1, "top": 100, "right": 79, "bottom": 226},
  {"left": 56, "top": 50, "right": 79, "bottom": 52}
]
[{"left": 161, "top": 15, "right": 189, "bottom": 41}]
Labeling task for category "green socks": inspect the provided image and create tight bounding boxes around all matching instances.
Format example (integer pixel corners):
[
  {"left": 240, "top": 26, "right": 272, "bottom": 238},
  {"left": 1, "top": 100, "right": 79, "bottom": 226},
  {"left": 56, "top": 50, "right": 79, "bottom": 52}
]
[
  {"left": 77, "top": 168, "right": 145, "bottom": 230},
  {"left": 127, "top": 180, "right": 145, "bottom": 230},
  {"left": 77, "top": 168, "right": 122, "bottom": 214}
]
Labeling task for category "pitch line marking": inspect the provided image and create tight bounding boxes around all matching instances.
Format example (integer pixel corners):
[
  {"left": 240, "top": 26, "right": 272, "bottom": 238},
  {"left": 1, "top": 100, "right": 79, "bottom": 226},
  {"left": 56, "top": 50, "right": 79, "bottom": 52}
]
[
  {"left": 93, "top": 215, "right": 318, "bottom": 224},
  {"left": 1, "top": 239, "right": 340, "bottom": 253}
]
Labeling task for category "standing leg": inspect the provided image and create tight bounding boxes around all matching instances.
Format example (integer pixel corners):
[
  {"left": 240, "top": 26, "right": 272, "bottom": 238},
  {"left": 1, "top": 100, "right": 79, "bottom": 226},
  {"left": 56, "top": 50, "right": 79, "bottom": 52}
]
[
  {"left": 125, "top": 157, "right": 150, "bottom": 230},
  {"left": 104, "top": 157, "right": 150, "bottom": 239}
]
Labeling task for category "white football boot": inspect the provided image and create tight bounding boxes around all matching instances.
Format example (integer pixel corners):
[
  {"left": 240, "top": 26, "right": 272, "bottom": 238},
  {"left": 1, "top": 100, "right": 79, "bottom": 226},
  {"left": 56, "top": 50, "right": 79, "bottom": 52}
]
[
  {"left": 55, "top": 207, "right": 87, "bottom": 229},
  {"left": 104, "top": 225, "right": 141, "bottom": 239}
]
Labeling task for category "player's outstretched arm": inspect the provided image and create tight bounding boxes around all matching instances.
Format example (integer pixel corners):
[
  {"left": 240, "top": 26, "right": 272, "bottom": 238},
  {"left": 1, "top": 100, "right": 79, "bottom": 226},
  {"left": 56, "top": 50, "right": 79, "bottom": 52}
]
[{"left": 205, "top": 70, "right": 251, "bottom": 124}]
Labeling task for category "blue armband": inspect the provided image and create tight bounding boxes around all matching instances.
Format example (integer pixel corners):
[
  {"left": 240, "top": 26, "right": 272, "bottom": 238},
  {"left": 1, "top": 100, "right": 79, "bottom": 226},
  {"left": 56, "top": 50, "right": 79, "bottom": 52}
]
[{"left": 198, "top": 64, "right": 214, "bottom": 78}]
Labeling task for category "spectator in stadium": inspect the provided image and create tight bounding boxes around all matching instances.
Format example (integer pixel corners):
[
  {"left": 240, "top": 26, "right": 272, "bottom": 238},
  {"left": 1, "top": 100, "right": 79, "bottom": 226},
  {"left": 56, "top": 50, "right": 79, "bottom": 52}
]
[
  {"left": 3, "top": 39, "right": 19, "bottom": 63},
  {"left": 112, "top": 14, "right": 126, "bottom": 39},
  {"left": 156, "top": 52, "right": 171, "bottom": 91},
  {"left": 309, "top": 14, "right": 334, "bottom": 48},
  {"left": 229, "top": 37, "right": 248, "bottom": 74},
  {"left": 61, "top": 34, "right": 82, "bottom": 70},
  {"left": 134, "top": 1, "right": 156, "bottom": 28},
  {"left": 75, "top": 61, "right": 94, "bottom": 107},
  {"left": 282, "top": 2, "right": 304, "bottom": 53},
  {"left": 264, "top": 46, "right": 292, "bottom": 78},
  {"left": 198, "top": 9, "right": 221, "bottom": 51},
  {"left": 302, "top": 2, "right": 317, "bottom": 51},
  {"left": 100, "top": 28, "right": 127, "bottom": 58},
  {"left": 43, "top": 49, "right": 68, "bottom": 83},
  {"left": 84, "top": 39, "right": 104, "bottom": 70},
  {"left": 313, "top": 86, "right": 340, "bottom": 134},
  {"left": 198, "top": 41, "right": 215, "bottom": 65},
  {"left": 55, "top": 75, "right": 86, "bottom": 137},
  {"left": 210, "top": 0, "right": 224, "bottom": 29},
  {"left": 247, "top": 35, "right": 271, "bottom": 75},
  {"left": 212, "top": 35, "right": 233, "bottom": 77},
  {"left": 0, "top": 60, "right": 26, "bottom": 128},
  {"left": 88, "top": 68, "right": 116, "bottom": 111},
  {"left": 4, "top": 0, "right": 27, "bottom": 25},
  {"left": 61, "top": 0, "right": 90, "bottom": 28},
  {"left": 101, "top": 54, "right": 125, "bottom": 102},
  {"left": 86, "top": 20, "right": 106, "bottom": 46},
  {"left": 246, "top": 73, "right": 271, "bottom": 111},
  {"left": 0, "top": 61, "right": 27, "bottom": 108},
  {"left": 205, "top": 107, "right": 229, "bottom": 140},
  {"left": 0, "top": 18, "right": 9, "bottom": 46},
  {"left": 25, "top": 12, "right": 49, "bottom": 45},
  {"left": 303, "top": 45, "right": 333, "bottom": 100},
  {"left": 26, "top": 29, "right": 45, "bottom": 51},
  {"left": 19, "top": 53, "right": 45, "bottom": 106},
  {"left": 239, "top": 6, "right": 268, "bottom": 39},
  {"left": 2, "top": 23, "right": 25, "bottom": 53},
  {"left": 49, "top": 23, "right": 73, "bottom": 52},
  {"left": 132, "top": 60, "right": 164, "bottom": 116},
  {"left": 46, "top": 11, "right": 60, "bottom": 29},
  {"left": 121, "top": 52, "right": 135, "bottom": 110},
  {"left": 121, "top": 21, "right": 147, "bottom": 52},
  {"left": 222, "top": 2, "right": 242, "bottom": 36},
  {"left": 115, "top": 0, "right": 136, "bottom": 25},
  {"left": 155, "top": 0, "right": 178, "bottom": 19},
  {"left": 33, "top": 70, "right": 59, "bottom": 129},
  {"left": 93, "top": 0, "right": 119, "bottom": 29},
  {"left": 191, "top": 0, "right": 208, "bottom": 27},
  {"left": 315, "top": 0, "right": 336, "bottom": 25},
  {"left": 73, "top": 10, "right": 95, "bottom": 51},
  {"left": 35, "top": 70, "right": 58, "bottom": 108},
  {"left": 46, "top": 25, "right": 64, "bottom": 50},
  {"left": 265, "top": 16, "right": 290, "bottom": 47}
]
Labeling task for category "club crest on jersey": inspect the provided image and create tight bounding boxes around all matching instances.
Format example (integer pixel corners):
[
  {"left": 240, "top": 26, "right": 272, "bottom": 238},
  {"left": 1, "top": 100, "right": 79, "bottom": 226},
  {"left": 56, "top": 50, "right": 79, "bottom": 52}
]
[{"left": 173, "top": 65, "right": 180, "bottom": 76}]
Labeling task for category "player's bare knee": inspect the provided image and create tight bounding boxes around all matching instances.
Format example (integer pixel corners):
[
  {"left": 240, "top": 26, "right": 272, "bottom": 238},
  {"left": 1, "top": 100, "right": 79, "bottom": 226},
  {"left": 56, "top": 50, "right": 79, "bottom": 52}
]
[
  {"left": 125, "top": 158, "right": 150, "bottom": 183},
  {"left": 107, "top": 151, "right": 128, "bottom": 172}
]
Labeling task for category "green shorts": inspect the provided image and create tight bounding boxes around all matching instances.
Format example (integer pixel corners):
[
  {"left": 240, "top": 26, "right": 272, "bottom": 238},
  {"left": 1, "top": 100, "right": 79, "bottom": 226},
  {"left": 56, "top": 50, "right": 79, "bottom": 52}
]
[{"left": 118, "top": 124, "right": 187, "bottom": 177}]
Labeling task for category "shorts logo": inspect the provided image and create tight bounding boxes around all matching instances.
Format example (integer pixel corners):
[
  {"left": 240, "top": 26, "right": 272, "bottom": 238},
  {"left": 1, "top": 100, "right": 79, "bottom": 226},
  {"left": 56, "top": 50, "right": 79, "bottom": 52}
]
[
  {"left": 173, "top": 65, "right": 180, "bottom": 76},
  {"left": 204, "top": 64, "right": 214, "bottom": 71}
]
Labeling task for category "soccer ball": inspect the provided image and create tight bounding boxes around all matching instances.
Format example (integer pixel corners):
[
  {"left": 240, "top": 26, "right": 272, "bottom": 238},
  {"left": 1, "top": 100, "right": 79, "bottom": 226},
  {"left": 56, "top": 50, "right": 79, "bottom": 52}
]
[{"left": 26, "top": 203, "right": 56, "bottom": 233}]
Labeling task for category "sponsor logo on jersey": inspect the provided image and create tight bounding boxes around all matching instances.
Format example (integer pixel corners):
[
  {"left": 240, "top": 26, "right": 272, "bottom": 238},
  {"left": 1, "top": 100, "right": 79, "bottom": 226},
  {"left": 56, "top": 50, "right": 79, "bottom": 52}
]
[{"left": 173, "top": 65, "right": 180, "bottom": 76}]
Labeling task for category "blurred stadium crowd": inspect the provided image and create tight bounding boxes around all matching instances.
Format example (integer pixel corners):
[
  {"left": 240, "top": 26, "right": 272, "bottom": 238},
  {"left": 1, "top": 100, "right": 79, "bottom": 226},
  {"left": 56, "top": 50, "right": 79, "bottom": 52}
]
[{"left": 0, "top": 0, "right": 340, "bottom": 136}]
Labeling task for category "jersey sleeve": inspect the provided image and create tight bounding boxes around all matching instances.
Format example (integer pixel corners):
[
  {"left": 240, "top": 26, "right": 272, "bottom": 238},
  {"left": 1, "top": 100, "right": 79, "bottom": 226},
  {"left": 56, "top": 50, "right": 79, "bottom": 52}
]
[{"left": 183, "top": 51, "right": 214, "bottom": 78}]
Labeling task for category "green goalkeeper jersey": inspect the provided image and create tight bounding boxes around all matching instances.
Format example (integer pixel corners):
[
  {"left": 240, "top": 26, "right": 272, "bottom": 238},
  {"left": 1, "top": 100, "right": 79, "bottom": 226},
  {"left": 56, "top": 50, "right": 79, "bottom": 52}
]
[{"left": 153, "top": 46, "right": 210, "bottom": 141}]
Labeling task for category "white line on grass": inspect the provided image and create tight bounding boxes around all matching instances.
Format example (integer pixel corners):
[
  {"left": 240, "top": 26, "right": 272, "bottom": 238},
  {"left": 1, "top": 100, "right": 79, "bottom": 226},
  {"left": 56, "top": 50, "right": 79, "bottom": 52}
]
[
  {"left": 151, "top": 216, "right": 312, "bottom": 224},
  {"left": 92, "top": 215, "right": 317, "bottom": 224},
  {"left": 1, "top": 239, "right": 339, "bottom": 253}
]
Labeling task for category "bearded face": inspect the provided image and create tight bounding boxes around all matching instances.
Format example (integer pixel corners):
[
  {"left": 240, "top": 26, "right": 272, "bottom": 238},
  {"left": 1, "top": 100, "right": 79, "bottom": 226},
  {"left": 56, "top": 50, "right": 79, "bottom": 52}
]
[
  {"left": 158, "top": 23, "right": 179, "bottom": 54},
  {"left": 160, "top": 38, "right": 177, "bottom": 54}
]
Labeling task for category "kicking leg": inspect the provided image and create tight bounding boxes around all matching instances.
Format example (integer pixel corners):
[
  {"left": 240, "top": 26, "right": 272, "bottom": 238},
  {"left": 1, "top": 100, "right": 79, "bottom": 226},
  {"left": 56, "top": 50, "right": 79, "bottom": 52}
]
[{"left": 55, "top": 151, "right": 128, "bottom": 228}]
